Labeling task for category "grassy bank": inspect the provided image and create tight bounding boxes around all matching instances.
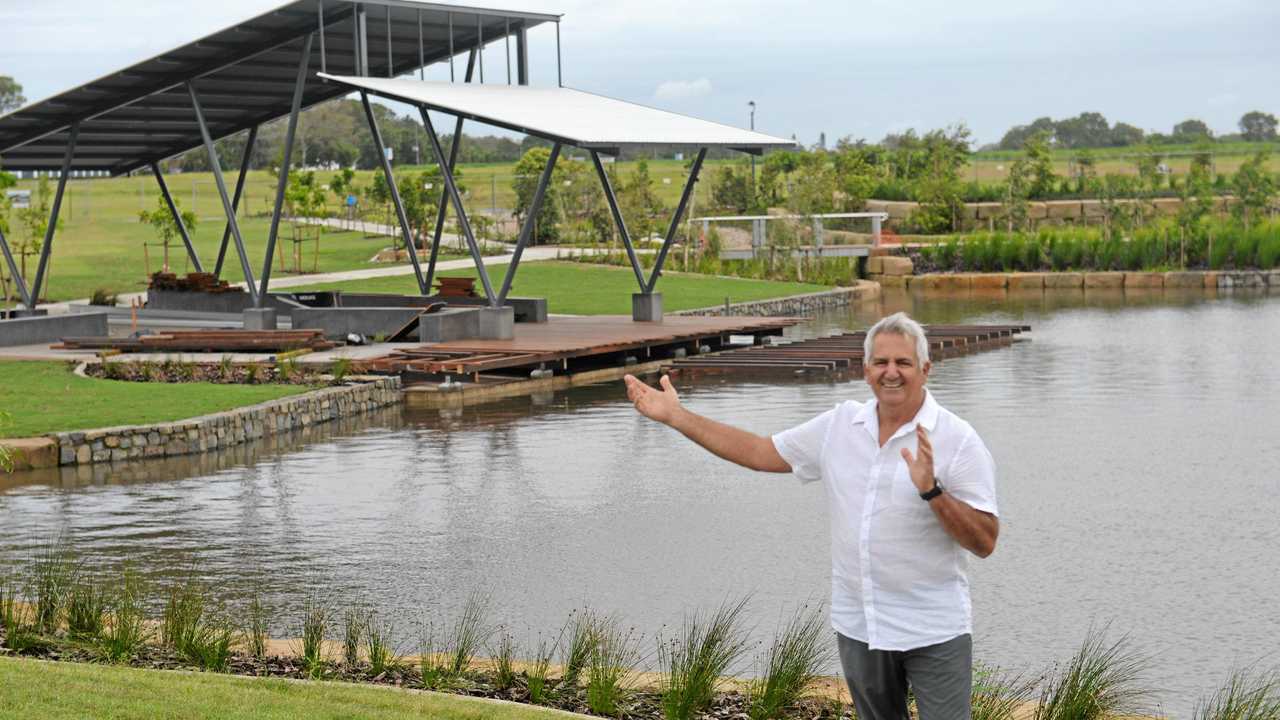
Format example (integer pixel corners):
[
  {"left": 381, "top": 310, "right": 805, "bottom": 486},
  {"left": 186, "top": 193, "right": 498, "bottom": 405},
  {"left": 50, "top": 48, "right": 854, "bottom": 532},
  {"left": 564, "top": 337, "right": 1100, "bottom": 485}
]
[
  {"left": 0, "top": 361, "right": 311, "bottom": 438},
  {"left": 0, "top": 657, "right": 579, "bottom": 720},
  {"left": 287, "top": 260, "right": 832, "bottom": 315}
]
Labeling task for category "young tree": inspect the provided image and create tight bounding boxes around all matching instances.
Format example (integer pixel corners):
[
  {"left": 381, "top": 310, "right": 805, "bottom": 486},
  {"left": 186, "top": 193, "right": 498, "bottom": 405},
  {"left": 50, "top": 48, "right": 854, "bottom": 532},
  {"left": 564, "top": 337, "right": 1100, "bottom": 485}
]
[
  {"left": 786, "top": 151, "right": 837, "bottom": 216},
  {"left": 709, "top": 163, "right": 755, "bottom": 214},
  {"left": 138, "top": 192, "right": 197, "bottom": 274},
  {"left": 912, "top": 125, "right": 972, "bottom": 233},
  {"left": 512, "top": 146, "right": 565, "bottom": 245},
  {"left": 1232, "top": 152, "right": 1276, "bottom": 231}
]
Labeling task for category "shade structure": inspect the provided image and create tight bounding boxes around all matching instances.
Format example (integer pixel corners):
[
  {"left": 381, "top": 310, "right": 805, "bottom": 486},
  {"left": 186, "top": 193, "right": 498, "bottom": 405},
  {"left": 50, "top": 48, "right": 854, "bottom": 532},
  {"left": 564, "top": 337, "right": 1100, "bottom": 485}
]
[
  {"left": 0, "top": 0, "right": 557, "bottom": 175},
  {"left": 318, "top": 73, "right": 796, "bottom": 154}
]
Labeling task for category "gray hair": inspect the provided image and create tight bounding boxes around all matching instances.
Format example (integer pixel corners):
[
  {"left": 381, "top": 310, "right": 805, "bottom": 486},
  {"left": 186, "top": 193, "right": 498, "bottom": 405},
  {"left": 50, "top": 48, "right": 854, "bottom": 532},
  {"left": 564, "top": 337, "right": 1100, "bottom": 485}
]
[{"left": 864, "top": 312, "right": 930, "bottom": 366}]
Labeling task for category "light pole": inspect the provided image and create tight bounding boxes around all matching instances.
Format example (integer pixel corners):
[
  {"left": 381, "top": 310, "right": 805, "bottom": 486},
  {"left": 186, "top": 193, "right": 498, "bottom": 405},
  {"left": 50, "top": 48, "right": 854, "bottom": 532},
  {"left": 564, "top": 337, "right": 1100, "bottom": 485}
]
[{"left": 748, "top": 101, "right": 757, "bottom": 187}]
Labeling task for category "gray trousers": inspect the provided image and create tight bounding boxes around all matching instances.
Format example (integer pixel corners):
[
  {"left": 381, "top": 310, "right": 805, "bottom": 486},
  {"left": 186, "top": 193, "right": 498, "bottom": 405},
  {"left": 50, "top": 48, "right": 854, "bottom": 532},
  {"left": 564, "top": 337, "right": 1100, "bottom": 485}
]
[{"left": 837, "top": 632, "right": 972, "bottom": 720}]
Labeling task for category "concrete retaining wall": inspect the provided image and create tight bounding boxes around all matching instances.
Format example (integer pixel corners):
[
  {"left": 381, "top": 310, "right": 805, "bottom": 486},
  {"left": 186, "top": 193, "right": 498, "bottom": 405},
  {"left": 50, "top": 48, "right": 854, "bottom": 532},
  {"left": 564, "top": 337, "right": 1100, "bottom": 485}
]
[
  {"left": 0, "top": 312, "right": 108, "bottom": 347},
  {"left": 45, "top": 377, "right": 401, "bottom": 467},
  {"left": 672, "top": 281, "right": 881, "bottom": 317}
]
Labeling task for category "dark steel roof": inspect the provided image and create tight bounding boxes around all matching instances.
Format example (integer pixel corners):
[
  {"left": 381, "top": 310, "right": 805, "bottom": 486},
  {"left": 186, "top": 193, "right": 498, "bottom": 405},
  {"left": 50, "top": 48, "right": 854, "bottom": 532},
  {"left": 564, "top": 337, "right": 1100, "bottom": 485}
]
[{"left": 0, "top": 0, "right": 557, "bottom": 176}]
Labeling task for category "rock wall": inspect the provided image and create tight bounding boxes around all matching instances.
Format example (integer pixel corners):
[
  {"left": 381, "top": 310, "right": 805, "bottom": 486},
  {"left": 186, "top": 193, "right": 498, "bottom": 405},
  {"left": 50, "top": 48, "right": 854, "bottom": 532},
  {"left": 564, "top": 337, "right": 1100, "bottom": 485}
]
[
  {"left": 672, "top": 282, "right": 881, "bottom": 317},
  {"left": 48, "top": 377, "right": 401, "bottom": 467},
  {"left": 865, "top": 197, "right": 1236, "bottom": 231}
]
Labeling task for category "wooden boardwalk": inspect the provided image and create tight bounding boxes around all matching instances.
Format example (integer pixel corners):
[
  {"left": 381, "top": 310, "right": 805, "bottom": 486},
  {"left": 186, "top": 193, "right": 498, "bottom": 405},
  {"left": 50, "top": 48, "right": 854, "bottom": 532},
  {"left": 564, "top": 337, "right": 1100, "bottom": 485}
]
[
  {"left": 364, "top": 315, "right": 801, "bottom": 380},
  {"left": 663, "top": 324, "right": 1030, "bottom": 377}
]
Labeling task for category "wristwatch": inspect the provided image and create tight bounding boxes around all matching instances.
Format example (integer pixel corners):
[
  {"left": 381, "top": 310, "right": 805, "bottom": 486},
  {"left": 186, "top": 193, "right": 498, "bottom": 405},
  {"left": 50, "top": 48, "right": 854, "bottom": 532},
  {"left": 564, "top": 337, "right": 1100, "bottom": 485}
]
[{"left": 920, "top": 479, "right": 944, "bottom": 502}]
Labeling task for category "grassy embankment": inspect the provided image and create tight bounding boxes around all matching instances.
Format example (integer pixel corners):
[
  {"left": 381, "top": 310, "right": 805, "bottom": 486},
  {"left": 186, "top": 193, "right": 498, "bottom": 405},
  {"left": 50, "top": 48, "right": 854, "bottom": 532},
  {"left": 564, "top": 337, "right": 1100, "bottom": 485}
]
[
  {"left": 287, "top": 260, "right": 832, "bottom": 316},
  {"left": 0, "top": 657, "right": 578, "bottom": 720},
  {"left": 0, "top": 361, "right": 310, "bottom": 438}
]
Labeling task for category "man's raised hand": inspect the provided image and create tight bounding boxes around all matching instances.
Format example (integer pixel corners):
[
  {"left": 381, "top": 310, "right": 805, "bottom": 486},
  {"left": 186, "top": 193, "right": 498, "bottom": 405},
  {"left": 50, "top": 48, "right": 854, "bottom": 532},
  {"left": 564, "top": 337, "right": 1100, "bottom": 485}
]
[
  {"left": 900, "top": 424, "right": 936, "bottom": 494},
  {"left": 624, "top": 373, "right": 682, "bottom": 425}
]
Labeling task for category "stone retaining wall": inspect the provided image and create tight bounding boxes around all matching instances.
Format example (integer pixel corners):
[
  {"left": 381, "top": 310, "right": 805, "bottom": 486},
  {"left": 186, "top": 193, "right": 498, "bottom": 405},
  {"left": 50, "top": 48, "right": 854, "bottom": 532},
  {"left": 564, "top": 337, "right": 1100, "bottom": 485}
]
[
  {"left": 672, "top": 282, "right": 881, "bottom": 317},
  {"left": 866, "top": 196, "right": 1235, "bottom": 231},
  {"left": 899, "top": 270, "right": 1278, "bottom": 291},
  {"left": 46, "top": 377, "right": 401, "bottom": 467}
]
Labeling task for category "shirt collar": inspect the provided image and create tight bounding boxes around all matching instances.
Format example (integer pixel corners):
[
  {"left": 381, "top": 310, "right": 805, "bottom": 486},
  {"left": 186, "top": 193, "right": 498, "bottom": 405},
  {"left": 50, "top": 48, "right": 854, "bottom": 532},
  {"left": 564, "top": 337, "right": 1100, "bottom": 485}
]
[{"left": 852, "top": 388, "right": 939, "bottom": 440}]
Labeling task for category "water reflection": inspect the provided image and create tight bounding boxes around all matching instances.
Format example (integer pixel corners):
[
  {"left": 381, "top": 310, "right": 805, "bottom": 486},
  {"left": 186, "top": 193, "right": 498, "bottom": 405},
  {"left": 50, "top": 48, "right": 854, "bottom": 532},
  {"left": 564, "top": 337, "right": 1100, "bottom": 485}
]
[{"left": 1, "top": 288, "right": 1277, "bottom": 716}]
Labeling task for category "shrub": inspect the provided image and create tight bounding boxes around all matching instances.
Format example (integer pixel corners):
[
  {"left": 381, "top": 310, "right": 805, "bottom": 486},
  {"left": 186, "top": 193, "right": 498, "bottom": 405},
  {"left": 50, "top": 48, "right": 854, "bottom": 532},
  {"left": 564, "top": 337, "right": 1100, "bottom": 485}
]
[
  {"left": 1033, "top": 626, "right": 1149, "bottom": 720},
  {"left": 100, "top": 566, "right": 149, "bottom": 662},
  {"left": 586, "top": 616, "right": 642, "bottom": 717},
  {"left": 1194, "top": 668, "right": 1280, "bottom": 720},
  {"left": 748, "top": 604, "right": 831, "bottom": 720},
  {"left": 659, "top": 596, "right": 752, "bottom": 720}
]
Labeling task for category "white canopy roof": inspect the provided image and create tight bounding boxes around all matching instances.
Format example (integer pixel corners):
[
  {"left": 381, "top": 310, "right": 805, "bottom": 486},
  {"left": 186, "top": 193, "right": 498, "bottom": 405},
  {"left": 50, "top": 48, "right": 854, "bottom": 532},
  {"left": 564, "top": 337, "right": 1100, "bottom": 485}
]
[{"left": 318, "top": 73, "right": 795, "bottom": 154}]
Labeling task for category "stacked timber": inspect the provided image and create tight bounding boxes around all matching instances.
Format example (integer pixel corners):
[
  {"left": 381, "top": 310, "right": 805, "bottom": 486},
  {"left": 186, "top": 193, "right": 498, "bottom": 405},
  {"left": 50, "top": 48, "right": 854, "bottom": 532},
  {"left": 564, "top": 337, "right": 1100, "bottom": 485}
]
[
  {"left": 54, "top": 330, "right": 334, "bottom": 353},
  {"left": 434, "top": 277, "right": 478, "bottom": 298},
  {"left": 149, "top": 272, "right": 238, "bottom": 293}
]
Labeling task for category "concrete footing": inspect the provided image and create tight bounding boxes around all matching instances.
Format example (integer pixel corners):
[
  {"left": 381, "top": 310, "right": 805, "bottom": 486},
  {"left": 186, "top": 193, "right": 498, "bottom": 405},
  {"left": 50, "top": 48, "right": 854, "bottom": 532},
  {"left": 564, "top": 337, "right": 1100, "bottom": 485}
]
[
  {"left": 242, "top": 308, "right": 278, "bottom": 331},
  {"left": 0, "top": 311, "right": 108, "bottom": 347},
  {"left": 632, "top": 293, "right": 663, "bottom": 322},
  {"left": 419, "top": 308, "right": 481, "bottom": 343},
  {"left": 478, "top": 306, "right": 515, "bottom": 340}
]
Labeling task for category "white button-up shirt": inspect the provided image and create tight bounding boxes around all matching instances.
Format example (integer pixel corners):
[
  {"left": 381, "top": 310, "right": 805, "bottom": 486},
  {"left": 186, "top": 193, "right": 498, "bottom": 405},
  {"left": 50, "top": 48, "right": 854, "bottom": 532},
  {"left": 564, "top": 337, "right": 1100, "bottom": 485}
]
[{"left": 772, "top": 389, "right": 998, "bottom": 651}]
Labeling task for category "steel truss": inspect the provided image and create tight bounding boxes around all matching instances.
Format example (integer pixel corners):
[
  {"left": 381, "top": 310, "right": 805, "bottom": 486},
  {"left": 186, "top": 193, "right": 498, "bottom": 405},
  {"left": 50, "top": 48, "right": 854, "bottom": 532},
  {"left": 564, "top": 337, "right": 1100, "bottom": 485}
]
[{"left": 0, "top": 122, "right": 79, "bottom": 309}]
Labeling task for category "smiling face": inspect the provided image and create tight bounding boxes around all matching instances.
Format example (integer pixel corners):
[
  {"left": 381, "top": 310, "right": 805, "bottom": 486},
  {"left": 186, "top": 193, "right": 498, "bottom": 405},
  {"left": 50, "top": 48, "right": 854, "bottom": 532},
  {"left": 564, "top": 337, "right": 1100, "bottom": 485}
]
[{"left": 864, "top": 331, "right": 931, "bottom": 413}]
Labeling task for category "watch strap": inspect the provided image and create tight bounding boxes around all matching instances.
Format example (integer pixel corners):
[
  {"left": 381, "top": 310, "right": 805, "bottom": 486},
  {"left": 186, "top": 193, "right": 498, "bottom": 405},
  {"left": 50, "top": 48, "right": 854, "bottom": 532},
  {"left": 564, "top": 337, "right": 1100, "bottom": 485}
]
[{"left": 920, "top": 480, "right": 944, "bottom": 502}]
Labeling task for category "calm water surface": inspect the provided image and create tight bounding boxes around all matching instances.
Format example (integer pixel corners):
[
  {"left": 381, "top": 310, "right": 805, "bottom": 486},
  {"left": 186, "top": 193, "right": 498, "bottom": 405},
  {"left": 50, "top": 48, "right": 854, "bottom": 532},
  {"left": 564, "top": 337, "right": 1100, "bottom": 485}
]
[{"left": 2, "top": 289, "right": 1278, "bottom": 716}]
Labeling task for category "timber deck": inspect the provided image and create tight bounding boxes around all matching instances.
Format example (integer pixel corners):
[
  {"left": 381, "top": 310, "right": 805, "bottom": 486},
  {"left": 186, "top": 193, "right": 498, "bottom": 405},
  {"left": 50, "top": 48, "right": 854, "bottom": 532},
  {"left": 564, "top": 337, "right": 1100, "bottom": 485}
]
[
  {"left": 662, "top": 324, "right": 1030, "bottom": 377},
  {"left": 363, "top": 315, "right": 800, "bottom": 382}
]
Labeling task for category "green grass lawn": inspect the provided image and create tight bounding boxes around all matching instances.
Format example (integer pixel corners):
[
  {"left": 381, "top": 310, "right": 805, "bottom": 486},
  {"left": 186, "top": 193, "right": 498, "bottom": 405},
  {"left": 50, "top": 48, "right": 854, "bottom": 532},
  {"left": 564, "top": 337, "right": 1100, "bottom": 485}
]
[
  {"left": 0, "top": 657, "right": 581, "bottom": 720},
  {"left": 2, "top": 170, "right": 474, "bottom": 306},
  {"left": 287, "top": 260, "right": 832, "bottom": 315},
  {"left": 0, "top": 361, "right": 311, "bottom": 438}
]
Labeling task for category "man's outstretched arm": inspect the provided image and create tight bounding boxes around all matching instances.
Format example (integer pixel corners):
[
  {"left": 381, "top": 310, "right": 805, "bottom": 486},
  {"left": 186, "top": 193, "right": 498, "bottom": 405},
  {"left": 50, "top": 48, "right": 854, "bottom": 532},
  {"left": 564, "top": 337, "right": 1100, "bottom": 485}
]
[{"left": 624, "top": 374, "right": 792, "bottom": 473}]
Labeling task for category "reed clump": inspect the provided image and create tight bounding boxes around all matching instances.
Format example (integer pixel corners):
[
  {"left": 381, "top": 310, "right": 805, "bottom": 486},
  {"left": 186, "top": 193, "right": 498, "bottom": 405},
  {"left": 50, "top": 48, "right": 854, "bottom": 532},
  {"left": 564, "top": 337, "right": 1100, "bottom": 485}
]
[
  {"left": 658, "top": 596, "right": 753, "bottom": 720},
  {"left": 585, "top": 615, "right": 642, "bottom": 717},
  {"left": 1195, "top": 669, "right": 1280, "bottom": 720},
  {"left": 747, "top": 604, "right": 832, "bottom": 720},
  {"left": 1033, "top": 626, "right": 1150, "bottom": 720}
]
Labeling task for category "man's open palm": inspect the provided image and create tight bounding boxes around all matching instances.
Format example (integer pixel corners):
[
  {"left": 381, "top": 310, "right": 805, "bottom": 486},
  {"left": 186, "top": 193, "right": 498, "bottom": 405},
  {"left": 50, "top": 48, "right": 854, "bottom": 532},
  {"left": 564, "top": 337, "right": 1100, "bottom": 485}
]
[{"left": 624, "top": 374, "right": 681, "bottom": 424}]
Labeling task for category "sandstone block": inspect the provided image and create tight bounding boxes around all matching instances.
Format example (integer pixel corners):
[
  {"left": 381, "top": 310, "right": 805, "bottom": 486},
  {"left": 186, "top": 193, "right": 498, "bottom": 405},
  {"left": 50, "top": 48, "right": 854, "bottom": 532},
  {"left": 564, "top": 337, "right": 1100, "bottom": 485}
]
[
  {"left": 1163, "top": 271, "right": 1204, "bottom": 288},
  {"left": 1152, "top": 198, "right": 1180, "bottom": 216},
  {"left": 1045, "top": 201, "right": 1082, "bottom": 219},
  {"left": 76, "top": 445, "right": 91, "bottom": 464},
  {"left": 973, "top": 203, "right": 1003, "bottom": 220},
  {"left": 1007, "top": 273, "right": 1046, "bottom": 290},
  {"left": 1080, "top": 200, "right": 1105, "bottom": 219},
  {"left": 881, "top": 257, "right": 914, "bottom": 276},
  {"left": 866, "top": 256, "right": 885, "bottom": 274},
  {"left": 971, "top": 273, "right": 1008, "bottom": 290},
  {"left": 1027, "top": 202, "right": 1048, "bottom": 220},
  {"left": 1084, "top": 272, "right": 1125, "bottom": 289},
  {"left": 104, "top": 435, "right": 120, "bottom": 449},
  {"left": 0, "top": 438, "right": 59, "bottom": 470},
  {"left": 1202, "top": 271, "right": 1219, "bottom": 288},
  {"left": 878, "top": 275, "right": 908, "bottom": 289},
  {"left": 1125, "top": 272, "right": 1164, "bottom": 288},
  {"left": 1044, "top": 273, "right": 1084, "bottom": 289},
  {"left": 884, "top": 201, "right": 916, "bottom": 220}
]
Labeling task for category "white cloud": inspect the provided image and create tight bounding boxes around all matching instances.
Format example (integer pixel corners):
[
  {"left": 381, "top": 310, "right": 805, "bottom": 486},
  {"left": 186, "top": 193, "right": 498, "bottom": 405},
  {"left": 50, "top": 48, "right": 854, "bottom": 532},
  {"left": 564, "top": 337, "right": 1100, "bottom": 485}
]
[{"left": 654, "top": 78, "right": 713, "bottom": 101}]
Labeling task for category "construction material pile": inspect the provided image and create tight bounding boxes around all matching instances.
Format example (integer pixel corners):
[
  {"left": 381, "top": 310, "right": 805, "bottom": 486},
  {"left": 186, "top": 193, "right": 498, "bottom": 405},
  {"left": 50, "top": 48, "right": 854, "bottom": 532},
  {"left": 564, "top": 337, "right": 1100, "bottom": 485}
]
[
  {"left": 149, "top": 272, "right": 239, "bottom": 293},
  {"left": 54, "top": 330, "right": 334, "bottom": 353}
]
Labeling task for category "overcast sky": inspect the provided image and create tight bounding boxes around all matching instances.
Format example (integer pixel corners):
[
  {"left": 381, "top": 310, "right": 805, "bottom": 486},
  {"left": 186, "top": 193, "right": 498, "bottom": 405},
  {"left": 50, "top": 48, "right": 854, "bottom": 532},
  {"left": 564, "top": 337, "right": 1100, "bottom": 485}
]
[{"left": 2, "top": 0, "right": 1277, "bottom": 146}]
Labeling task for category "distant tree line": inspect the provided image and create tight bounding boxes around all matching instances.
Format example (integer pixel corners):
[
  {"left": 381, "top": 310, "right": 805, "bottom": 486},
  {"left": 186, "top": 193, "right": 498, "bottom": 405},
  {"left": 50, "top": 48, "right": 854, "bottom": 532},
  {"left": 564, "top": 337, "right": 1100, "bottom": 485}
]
[{"left": 996, "top": 111, "right": 1278, "bottom": 150}]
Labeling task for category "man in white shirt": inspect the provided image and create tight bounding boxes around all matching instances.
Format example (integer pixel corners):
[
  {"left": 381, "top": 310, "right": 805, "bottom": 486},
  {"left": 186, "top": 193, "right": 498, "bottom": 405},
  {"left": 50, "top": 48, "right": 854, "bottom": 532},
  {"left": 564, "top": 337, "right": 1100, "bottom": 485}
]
[{"left": 623, "top": 311, "right": 999, "bottom": 720}]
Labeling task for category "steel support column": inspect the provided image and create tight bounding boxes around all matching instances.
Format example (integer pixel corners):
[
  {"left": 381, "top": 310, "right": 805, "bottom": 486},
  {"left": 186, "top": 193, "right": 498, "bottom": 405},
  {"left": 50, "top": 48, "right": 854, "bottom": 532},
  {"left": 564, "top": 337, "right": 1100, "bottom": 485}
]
[
  {"left": 361, "top": 91, "right": 429, "bottom": 295},
  {"left": 260, "top": 34, "right": 314, "bottom": 300},
  {"left": 29, "top": 122, "right": 79, "bottom": 306},
  {"left": 590, "top": 151, "right": 646, "bottom": 292},
  {"left": 498, "top": 142, "right": 560, "bottom": 303},
  {"left": 0, "top": 225, "right": 32, "bottom": 308},
  {"left": 419, "top": 105, "right": 497, "bottom": 305},
  {"left": 149, "top": 162, "right": 204, "bottom": 273},
  {"left": 646, "top": 148, "right": 706, "bottom": 293},
  {"left": 424, "top": 49, "right": 477, "bottom": 294},
  {"left": 214, "top": 125, "right": 258, "bottom": 279},
  {"left": 515, "top": 27, "right": 528, "bottom": 85},
  {"left": 188, "top": 82, "right": 258, "bottom": 305}
]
